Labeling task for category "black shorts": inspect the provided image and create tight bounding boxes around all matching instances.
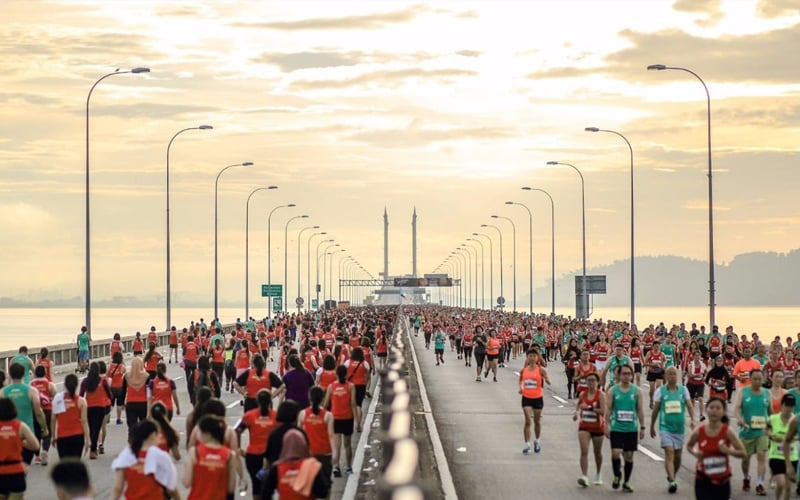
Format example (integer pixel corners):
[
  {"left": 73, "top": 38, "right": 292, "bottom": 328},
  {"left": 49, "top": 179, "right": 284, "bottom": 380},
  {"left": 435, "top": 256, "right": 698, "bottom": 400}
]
[
  {"left": 169, "top": 344, "right": 178, "bottom": 349},
  {"left": 434, "top": 348, "right": 444, "bottom": 356},
  {"left": 333, "top": 418, "right": 354, "bottom": 436},
  {"left": 110, "top": 387, "right": 125, "bottom": 407},
  {"left": 646, "top": 371, "right": 664, "bottom": 382},
  {"left": 21, "top": 449, "right": 34, "bottom": 465},
  {"left": 354, "top": 385, "right": 367, "bottom": 406},
  {"left": 521, "top": 396, "right": 544, "bottom": 410},
  {"left": 0, "top": 472, "right": 25, "bottom": 495},
  {"left": 377, "top": 352, "right": 387, "bottom": 358},
  {"left": 633, "top": 363, "right": 642, "bottom": 374},
  {"left": 770, "top": 458, "right": 797, "bottom": 476},
  {"left": 486, "top": 354, "right": 499, "bottom": 361},
  {"left": 314, "top": 453, "right": 333, "bottom": 482},
  {"left": 688, "top": 384, "right": 705, "bottom": 400},
  {"left": 610, "top": 431, "right": 638, "bottom": 452}
]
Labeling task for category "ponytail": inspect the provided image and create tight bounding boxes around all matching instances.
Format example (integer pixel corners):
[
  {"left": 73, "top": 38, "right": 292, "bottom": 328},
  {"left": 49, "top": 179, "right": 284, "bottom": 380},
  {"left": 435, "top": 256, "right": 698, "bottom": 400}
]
[
  {"left": 130, "top": 420, "right": 158, "bottom": 455},
  {"left": 336, "top": 364, "right": 347, "bottom": 383},
  {"left": 64, "top": 373, "right": 78, "bottom": 397},
  {"left": 257, "top": 390, "right": 272, "bottom": 417},
  {"left": 156, "top": 362, "right": 167, "bottom": 381},
  {"left": 196, "top": 415, "right": 226, "bottom": 444},
  {"left": 253, "top": 354, "right": 265, "bottom": 378},
  {"left": 309, "top": 386, "right": 324, "bottom": 416},
  {"left": 150, "top": 402, "right": 178, "bottom": 449}
]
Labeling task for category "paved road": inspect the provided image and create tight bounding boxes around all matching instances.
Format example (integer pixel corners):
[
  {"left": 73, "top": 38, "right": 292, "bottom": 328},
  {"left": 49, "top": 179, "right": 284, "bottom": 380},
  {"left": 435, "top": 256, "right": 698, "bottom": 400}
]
[
  {"left": 25, "top": 345, "right": 368, "bottom": 499},
  {"left": 409, "top": 321, "right": 777, "bottom": 500}
]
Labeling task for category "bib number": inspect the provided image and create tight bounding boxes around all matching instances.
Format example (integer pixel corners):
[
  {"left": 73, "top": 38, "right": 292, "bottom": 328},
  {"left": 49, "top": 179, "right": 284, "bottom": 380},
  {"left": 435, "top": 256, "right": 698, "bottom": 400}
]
[
  {"left": 581, "top": 410, "right": 598, "bottom": 423},
  {"left": 702, "top": 456, "right": 727, "bottom": 475},
  {"left": 664, "top": 400, "right": 682, "bottom": 414},
  {"left": 616, "top": 410, "right": 634, "bottom": 423},
  {"left": 750, "top": 415, "right": 767, "bottom": 429},
  {"left": 523, "top": 379, "right": 538, "bottom": 390}
]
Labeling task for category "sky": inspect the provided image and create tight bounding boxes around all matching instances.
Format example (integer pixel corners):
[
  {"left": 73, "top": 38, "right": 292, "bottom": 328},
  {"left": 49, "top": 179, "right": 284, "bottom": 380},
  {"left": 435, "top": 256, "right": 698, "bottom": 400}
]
[{"left": 1, "top": 0, "right": 799, "bottom": 308}]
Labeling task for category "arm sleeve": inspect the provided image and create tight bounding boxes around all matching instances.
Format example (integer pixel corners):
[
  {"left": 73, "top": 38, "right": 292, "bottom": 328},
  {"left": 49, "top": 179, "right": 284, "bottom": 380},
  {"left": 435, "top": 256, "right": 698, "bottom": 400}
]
[
  {"left": 79, "top": 379, "right": 87, "bottom": 397},
  {"left": 260, "top": 465, "right": 278, "bottom": 498},
  {"left": 311, "top": 467, "right": 331, "bottom": 498},
  {"left": 653, "top": 386, "right": 663, "bottom": 403},
  {"left": 235, "top": 370, "right": 249, "bottom": 387},
  {"left": 270, "top": 373, "right": 283, "bottom": 388},
  {"left": 683, "top": 386, "right": 691, "bottom": 401}
]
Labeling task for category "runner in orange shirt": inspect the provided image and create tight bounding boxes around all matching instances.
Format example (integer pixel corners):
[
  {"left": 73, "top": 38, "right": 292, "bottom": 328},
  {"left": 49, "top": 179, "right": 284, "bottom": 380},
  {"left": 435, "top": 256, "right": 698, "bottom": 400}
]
[{"left": 733, "top": 346, "right": 762, "bottom": 389}]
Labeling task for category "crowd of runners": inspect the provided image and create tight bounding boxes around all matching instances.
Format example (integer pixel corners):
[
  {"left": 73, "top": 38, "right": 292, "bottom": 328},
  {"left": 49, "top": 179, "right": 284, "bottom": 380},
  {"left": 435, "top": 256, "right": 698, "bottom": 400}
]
[
  {"left": 409, "top": 307, "right": 800, "bottom": 500},
  {"left": 0, "top": 307, "right": 395, "bottom": 499}
]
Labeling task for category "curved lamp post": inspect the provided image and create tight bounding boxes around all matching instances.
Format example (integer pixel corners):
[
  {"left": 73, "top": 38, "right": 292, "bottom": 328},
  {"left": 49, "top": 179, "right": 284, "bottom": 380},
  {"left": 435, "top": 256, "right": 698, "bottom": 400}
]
[
  {"left": 267, "top": 203, "right": 295, "bottom": 316},
  {"left": 297, "top": 225, "right": 319, "bottom": 312},
  {"left": 506, "top": 201, "right": 533, "bottom": 314},
  {"left": 522, "top": 187, "right": 556, "bottom": 315},
  {"left": 245, "top": 186, "right": 278, "bottom": 319}
]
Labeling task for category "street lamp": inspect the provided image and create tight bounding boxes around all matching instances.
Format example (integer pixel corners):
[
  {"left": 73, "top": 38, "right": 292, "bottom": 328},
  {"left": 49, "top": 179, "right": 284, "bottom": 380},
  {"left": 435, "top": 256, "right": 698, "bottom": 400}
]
[
  {"left": 647, "top": 63, "right": 716, "bottom": 329},
  {"left": 297, "top": 225, "right": 320, "bottom": 312},
  {"left": 547, "top": 161, "right": 587, "bottom": 318},
  {"left": 165, "top": 124, "right": 212, "bottom": 331},
  {"left": 85, "top": 67, "right": 150, "bottom": 336},
  {"left": 585, "top": 127, "right": 635, "bottom": 325},
  {"left": 463, "top": 242, "right": 480, "bottom": 309},
  {"left": 307, "top": 232, "right": 327, "bottom": 309},
  {"left": 457, "top": 247, "right": 472, "bottom": 308},
  {"left": 245, "top": 186, "right": 278, "bottom": 320},
  {"left": 492, "top": 215, "right": 516, "bottom": 312},
  {"left": 267, "top": 203, "right": 295, "bottom": 316},
  {"left": 327, "top": 249, "right": 345, "bottom": 305},
  {"left": 480, "top": 224, "right": 503, "bottom": 309},
  {"left": 284, "top": 215, "right": 309, "bottom": 312},
  {"left": 522, "top": 187, "right": 556, "bottom": 315},
  {"left": 214, "top": 161, "right": 253, "bottom": 319},
  {"left": 317, "top": 241, "right": 337, "bottom": 309},
  {"left": 506, "top": 201, "right": 533, "bottom": 314},
  {"left": 466, "top": 238, "right": 485, "bottom": 309},
  {"left": 340, "top": 257, "right": 353, "bottom": 302},
  {"left": 473, "top": 232, "right": 493, "bottom": 309},
  {"left": 449, "top": 252, "right": 463, "bottom": 307}
]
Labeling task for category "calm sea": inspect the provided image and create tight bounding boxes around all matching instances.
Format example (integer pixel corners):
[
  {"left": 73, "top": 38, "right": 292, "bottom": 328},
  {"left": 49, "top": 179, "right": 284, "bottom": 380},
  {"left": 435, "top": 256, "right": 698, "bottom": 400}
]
[{"left": 0, "top": 305, "right": 797, "bottom": 352}]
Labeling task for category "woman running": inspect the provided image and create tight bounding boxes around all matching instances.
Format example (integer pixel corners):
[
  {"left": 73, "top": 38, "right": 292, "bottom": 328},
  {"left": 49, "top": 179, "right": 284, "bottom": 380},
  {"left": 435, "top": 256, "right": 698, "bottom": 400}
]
[
  {"left": 300, "top": 386, "right": 334, "bottom": 491},
  {"left": 261, "top": 429, "right": 330, "bottom": 499},
  {"left": 147, "top": 362, "right": 180, "bottom": 420},
  {"left": 143, "top": 343, "right": 162, "bottom": 380},
  {"left": 234, "top": 354, "right": 282, "bottom": 412},
  {"left": 768, "top": 393, "right": 796, "bottom": 500},
  {"left": 79, "top": 362, "right": 112, "bottom": 459},
  {"left": 51, "top": 373, "right": 89, "bottom": 459},
  {"left": 324, "top": 365, "right": 358, "bottom": 477},
  {"left": 686, "top": 350, "right": 707, "bottom": 421},
  {"left": 519, "top": 347, "right": 551, "bottom": 454},
  {"left": 150, "top": 402, "right": 180, "bottom": 461},
  {"left": 124, "top": 357, "right": 150, "bottom": 438},
  {"left": 0, "top": 398, "right": 39, "bottom": 499},
  {"left": 686, "top": 397, "right": 745, "bottom": 500},
  {"left": 30, "top": 365, "right": 55, "bottom": 465},
  {"left": 769, "top": 369, "right": 787, "bottom": 414},
  {"left": 345, "top": 347, "right": 370, "bottom": 425},
  {"left": 111, "top": 420, "right": 179, "bottom": 500},
  {"left": 184, "top": 416, "right": 237, "bottom": 499},
  {"left": 107, "top": 352, "right": 126, "bottom": 425},
  {"left": 575, "top": 372, "right": 605, "bottom": 487},
  {"left": 236, "top": 390, "right": 277, "bottom": 499}
]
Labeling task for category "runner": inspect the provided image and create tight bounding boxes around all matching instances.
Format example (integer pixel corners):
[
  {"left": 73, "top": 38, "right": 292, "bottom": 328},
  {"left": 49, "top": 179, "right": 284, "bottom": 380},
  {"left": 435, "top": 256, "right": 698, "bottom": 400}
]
[
  {"left": 147, "top": 363, "right": 180, "bottom": 421},
  {"left": 235, "top": 390, "right": 277, "bottom": 499},
  {"left": 473, "top": 326, "right": 488, "bottom": 382},
  {"left": 484, "top": 329, "right": 501, "bottom": 383},
  {"left": 30, "top": 365, "right": 55, "bottom": 466},
  {"left": 685, "top": 350, "right": 707, "bottom": 421},
  {"left": 299, "top": 386, "right": 334, "bottom": 495},
  {"left": 734, "top": 368, "right": 770, "bottom": 495},
  {"left": 686, "top": 397, "right": 746, "bottom": 500},
  {"left": 324, "top": 365, "right": 357, "bottom": 477},
  {"left": 50, "top": 374, "right": 89, "bottom": 460},
  {"left": 76, "top": 328, "right": 90, "bottom": 374},
  {"left": 168, "top": 327, "right": 179, "bottom": 364},
  {"left": 0, "top": 398, "right": 39, "bottom": 499},
  {"left": 434, "top": 326, "right": 446, "bottom": 366},
  {"left": 603, "top": 344, "right": 633, "bottom": 389},
  {"left": 462, "top": 328, "right": 473, "bottom": 368},
  {"left": 0, "top": 363, "right": 48, "bottom": 470},
  {"left": 519, "top": 347, "right": 551, "bottom": 454},
  {"left": 110, "top": 421, "right": 179, "bottom": 500},
  {"left": 644, "top": 341, "right": 666, "bottom": 409},
  {"left": 574, "top": 372, "right": 605, "bottom": 487},
  {"left": 604, "top": 364, "right": 644, "bottom": 492},
  {"left": 767, "top": 393, "right": 796, "bottom": 500},
  {"left": 650, "top": 366, "right": 696, "bottom": 494}
]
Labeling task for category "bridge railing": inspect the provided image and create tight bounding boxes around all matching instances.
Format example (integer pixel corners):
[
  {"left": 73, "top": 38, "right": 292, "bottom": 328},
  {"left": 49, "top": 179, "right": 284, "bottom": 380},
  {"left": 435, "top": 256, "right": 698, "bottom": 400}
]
[
  {"left": 0, "top": 323, "right": 237, "bottom": 373},
  {"left": 376, "top": 308, "right": 431, "bottom": 499}
]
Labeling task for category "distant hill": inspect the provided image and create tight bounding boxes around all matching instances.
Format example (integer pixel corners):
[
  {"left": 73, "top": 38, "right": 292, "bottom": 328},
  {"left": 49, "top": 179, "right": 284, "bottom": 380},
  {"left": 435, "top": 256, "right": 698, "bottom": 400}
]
[{"left": 540, "top": 249, "right": 800, "bottom": 307}]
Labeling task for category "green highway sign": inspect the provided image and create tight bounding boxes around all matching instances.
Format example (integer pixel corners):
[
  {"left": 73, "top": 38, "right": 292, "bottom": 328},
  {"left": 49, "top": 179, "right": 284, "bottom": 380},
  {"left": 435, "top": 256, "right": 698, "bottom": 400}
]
[
  {"left": 273, "top": 297, "right": 283, "bottom": 311},
  {"left": 261, "top": 284, "right": 282, "bottom": 297},
  {"left": 311, "top": 299, "right": 318, "bottom": 309}
]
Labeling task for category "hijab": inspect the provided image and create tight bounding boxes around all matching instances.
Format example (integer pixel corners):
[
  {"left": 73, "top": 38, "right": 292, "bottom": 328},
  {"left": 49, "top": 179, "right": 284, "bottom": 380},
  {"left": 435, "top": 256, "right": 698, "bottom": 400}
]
[
  {"left": 126, "top": 357, "right": 149, "bottom": 388},
  {"left": 275, "top": 429, "right": 310, "bottom": 464}
]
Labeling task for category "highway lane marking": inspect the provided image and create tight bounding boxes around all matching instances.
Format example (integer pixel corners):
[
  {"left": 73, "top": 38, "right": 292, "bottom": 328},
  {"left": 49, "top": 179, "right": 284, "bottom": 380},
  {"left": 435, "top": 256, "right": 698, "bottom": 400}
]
[
  {"left": 638, "top": 444, "right": 664, "bottom": 462},
  {"left": 552, "top": 395, "right": 568, "bottom": 404},
  {"left": 406, "top": 319, "right": 458, "bottom": 500},
  {"left": 173, "top": 376, "right": 183, "bottom": 381},
  {"left": 226, "top": 400, "right": 240, "bottom": 409}
]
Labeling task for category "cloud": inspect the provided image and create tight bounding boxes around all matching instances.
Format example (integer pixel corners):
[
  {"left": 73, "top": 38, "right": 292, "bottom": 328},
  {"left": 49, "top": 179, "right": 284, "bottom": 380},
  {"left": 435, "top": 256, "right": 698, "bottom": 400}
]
[
  {"left": 757, "top": 0, "right": 800, "bottom": 17},
  {"left": 290, "top": 67, "right": 476, "bottom": 90},
  {"left": 527, "top": 23, "right": 800, "bottom": 84},
  {"left": 253, "top": 51, "right": 361, "bottom": 72},
  {"left": 672, "top": 0, "right": 724, "bottom": 26},
  {"left": 346, "top": 125, "right": 515, "bottom": 149},
  {"left": 456, "top": 50, "right": 481, "bottom": 58},
  {"left": 231, "top": 5, "right": 427, "bottom": 31}
]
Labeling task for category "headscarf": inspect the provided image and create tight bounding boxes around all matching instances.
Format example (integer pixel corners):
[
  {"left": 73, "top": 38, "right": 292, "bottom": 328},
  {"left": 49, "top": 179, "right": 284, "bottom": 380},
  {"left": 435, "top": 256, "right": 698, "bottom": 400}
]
[
  {"left": 126, "top": 357, "right": 149, "bottom": 388},
  {"left": 275, "top": 428, "right": 310, "bottom": 464}
]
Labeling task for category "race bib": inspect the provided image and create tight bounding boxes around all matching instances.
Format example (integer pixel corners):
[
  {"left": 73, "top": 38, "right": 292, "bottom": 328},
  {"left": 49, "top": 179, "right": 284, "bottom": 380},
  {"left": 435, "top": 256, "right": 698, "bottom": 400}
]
[
  {"left": 714, "top": 384, "right": 726, "bottom": 392},
  {"left": 581, "top": 410, "right": 598, "bottom": 423},
  {"left": 616, "top": 410, "right": 634, "bottom": 422},
  {"left": 664, "top": 400, "right": 682, "bottom": 414},
  {"left": 523, "top": 379, "right": 538, "bottom": 390},
  {"left": 702, "top": 456, "right": 727, "bottom": 475},
  {"left": 750, "top": 415, "right": 767, "bottom": 429}
]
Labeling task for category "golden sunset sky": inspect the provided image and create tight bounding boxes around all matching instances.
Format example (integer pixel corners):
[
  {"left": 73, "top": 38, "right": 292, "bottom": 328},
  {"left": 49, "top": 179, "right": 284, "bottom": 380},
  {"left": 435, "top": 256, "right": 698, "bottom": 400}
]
[{"left": 2, "top": 0, "right": 798, "bottom": 306}]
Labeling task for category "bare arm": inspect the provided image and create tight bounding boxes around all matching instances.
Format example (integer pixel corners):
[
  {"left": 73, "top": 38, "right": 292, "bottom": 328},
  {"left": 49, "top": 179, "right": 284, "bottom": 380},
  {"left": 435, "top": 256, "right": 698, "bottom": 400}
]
[
  {"left": 182, "top": 448, "right": 196, "bottom": 489},
  {"left": 29, "top": 388, "right": 48, "bottom": 434},
  {"left": 111, "top": 469, "right": 126, "bottom": 500},
  {"left": 18, "top": 422, "right": 39, "bottom": 451}
]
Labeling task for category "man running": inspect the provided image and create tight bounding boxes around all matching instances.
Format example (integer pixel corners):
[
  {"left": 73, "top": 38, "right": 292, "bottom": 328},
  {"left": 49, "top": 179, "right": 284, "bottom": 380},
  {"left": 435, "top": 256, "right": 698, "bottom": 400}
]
[
  {"left": 603, "top": 344, "right": 633, "bottom": 389},
  {"left": 433, "top": 325, "right": 446, "bottom": 366},
  {"left": 605, "top": 364, "right": 645, "bottom": 492},
  {"left": 734, "top": 368, "right": 770, "bottom": 495},
  {"left": 650, "top": 366, "right": 696, "bottom": 494}
]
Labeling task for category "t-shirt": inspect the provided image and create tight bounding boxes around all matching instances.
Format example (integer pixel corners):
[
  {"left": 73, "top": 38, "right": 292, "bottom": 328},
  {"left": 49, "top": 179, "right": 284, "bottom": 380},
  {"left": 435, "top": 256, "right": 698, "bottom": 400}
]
[
  {"left": 77, "top": 333, "right": 90, "bottom": 351},
  {"left": 434, "top": 331, "right": 446, "bottom": 349},
  {"left": 653, "top": 385, "right": 691, "bottom": 433},
  {"left": 473, "top": 334, "right": 487, "bottom": 355}
]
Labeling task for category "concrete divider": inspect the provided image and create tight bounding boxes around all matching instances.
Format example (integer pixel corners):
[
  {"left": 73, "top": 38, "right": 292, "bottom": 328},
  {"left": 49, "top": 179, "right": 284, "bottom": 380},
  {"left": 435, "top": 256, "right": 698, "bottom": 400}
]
[{"left": 0, "top": 324, "right": 237, "bottom": 372}]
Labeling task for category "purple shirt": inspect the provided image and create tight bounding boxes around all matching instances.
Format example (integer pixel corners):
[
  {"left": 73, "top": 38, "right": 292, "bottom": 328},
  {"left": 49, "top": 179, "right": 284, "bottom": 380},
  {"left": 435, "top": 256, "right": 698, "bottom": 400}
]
[{"left": 281, "top": 369, "right": 314, "bottom": 408}]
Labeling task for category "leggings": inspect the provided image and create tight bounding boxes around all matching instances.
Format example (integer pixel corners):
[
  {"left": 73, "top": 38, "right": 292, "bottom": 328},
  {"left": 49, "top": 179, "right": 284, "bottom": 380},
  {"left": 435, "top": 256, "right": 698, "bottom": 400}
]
[
  {"left": 474, "top": 352, "right": 486, "bottom": 370},
  {"left": 462, "top": 347, "right": 473, "bottom": 360},
  {"left": 566, "top": 368, "right": 576, "bottom": 395},
  {"left": 87, "top": 406, "right": 106, "bottom": 452},
  {"left": 212, "top": 362, "right": 224, "bottom": 383},
  {"left": 57, "top": 434, "right": 85, "bottom": 459},
  {"left": 125, "top": 402, "right": 148, "bottom": 438},
  {"left": 34, "top": 409, "right": 52, "bottom": 453}
]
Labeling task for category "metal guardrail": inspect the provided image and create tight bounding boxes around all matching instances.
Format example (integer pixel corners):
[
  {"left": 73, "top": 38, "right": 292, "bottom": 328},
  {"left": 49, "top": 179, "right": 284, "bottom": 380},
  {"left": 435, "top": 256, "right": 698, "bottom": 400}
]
[
  {"left": 0, "top": 323, "right": 237, "bottom": 372},
  {"left": 376, "top": 308, "right": 429, "bottom": 500}
]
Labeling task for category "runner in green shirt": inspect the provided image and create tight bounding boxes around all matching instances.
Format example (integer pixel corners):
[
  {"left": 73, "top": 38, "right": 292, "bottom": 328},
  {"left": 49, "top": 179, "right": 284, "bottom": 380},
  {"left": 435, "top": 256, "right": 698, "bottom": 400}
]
[
  {"left": 603, "top": 344, "right": 633, "bottom": 388},
  {"left": 650, "top": 367, "right": 696, "bottom": 494},
  {"left": 604, "top": 364, "right": 644, "bottom": 493},
  {"left": 734, "top": 369, "right": 770, "bottom": 495},
  {"left": 10, "top": 346, "right": 34, "bottom": 385},
  {"left": 77, "top": 327, "right": 91, "bottom": 373},
  {"left": 434, "top": 327, "right": 446, "bottom": 366},
  {"left": 768, "top": 393, "right": 796, "bottom": 500}
]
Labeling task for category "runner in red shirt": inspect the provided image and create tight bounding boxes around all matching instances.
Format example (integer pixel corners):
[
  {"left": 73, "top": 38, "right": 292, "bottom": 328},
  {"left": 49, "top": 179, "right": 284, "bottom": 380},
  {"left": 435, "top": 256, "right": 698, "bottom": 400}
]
[
  {"left": 36, "top": 347, "right": 53, "bottom": 382},
  {"left": 235, "top": 390, "right": 277, "bottom": 494},
  {"left": 110, "top": 334, "right": 124, "bottom": 358},
  {"left": 147, "top": 363, "right": 180, "bottom": 421},
  {"left": 30, "top": 365, "right": 55, "bottom": 465},
  {"left": 184, "top": 417, "right": 235, "bottom": 499},
  {"left": 324, "top": 365, "right": 357, "bottom": 477},
  {"left": 147, "top": 326, "right": 158, "bottom": 347},
  {"left": 111, "top": 420, "right": 179, "bottom": 500},
  {"left": 168, "top": 327, "right": 179, "bottom": 363},
  {"left": 0, "top": 402, "right": 39, "bottom": 497}
]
